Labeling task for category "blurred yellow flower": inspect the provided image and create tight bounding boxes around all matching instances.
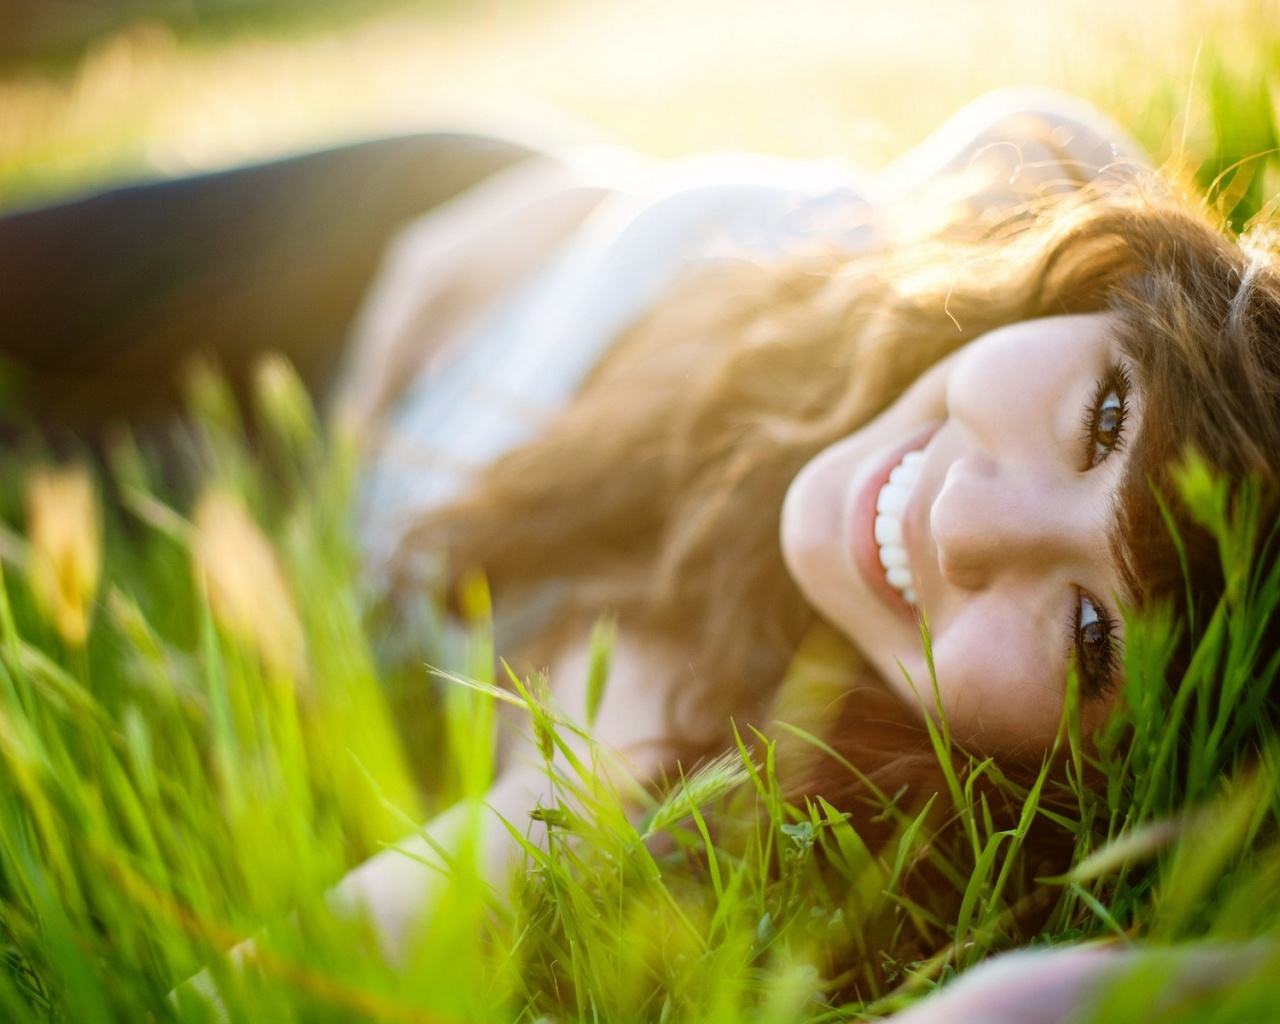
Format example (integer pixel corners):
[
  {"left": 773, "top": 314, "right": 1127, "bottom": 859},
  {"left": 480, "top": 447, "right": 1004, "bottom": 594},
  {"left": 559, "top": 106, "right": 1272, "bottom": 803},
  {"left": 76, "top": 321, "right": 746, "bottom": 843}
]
[
  {"left": 192, "top": 490, "right": 306, "bottom": 684},
  {"left": 24, "top": 466, "right": 103, "bottom": 647},
  {"left": 254, "top": 352, "right": 318, "bottom": 450}
]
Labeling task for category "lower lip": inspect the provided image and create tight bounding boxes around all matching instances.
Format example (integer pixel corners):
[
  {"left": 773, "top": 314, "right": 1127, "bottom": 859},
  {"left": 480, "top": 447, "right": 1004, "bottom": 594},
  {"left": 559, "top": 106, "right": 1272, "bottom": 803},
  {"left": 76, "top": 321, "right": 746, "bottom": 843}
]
[{"left": 848, "top": 424, "right": 939, "bottom": 622}]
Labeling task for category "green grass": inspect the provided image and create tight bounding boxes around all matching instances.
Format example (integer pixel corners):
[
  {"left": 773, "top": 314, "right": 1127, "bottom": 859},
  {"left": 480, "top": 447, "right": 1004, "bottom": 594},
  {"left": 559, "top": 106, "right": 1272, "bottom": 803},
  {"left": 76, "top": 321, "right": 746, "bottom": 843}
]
[
  {"left": 0, "top": 1, "right": 1279, "bottom": 1020},
  {"left": 2, "top": 361, "right": 1280, "bottom": 1022},
  {"left": 0, "top": 0, "right": 435, "bottom": 66}
]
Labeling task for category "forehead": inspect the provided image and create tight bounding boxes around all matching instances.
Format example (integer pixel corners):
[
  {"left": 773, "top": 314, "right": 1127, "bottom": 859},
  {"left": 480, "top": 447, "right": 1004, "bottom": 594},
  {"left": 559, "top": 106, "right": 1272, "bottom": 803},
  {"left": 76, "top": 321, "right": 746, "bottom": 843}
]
[
  {"left": 943, "top": 314, "right": 1121, "bottom": 419},
  {"left": 967, "top": 312, "right": 1118, "bottom": 351}
]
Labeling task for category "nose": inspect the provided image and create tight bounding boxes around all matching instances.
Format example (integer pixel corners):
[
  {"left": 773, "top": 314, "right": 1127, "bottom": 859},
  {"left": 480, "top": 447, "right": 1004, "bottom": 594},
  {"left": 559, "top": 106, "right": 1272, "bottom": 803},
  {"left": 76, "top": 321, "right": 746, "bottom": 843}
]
[{"left": 930, "top": 455, "right": 1097, "bottom": 589}]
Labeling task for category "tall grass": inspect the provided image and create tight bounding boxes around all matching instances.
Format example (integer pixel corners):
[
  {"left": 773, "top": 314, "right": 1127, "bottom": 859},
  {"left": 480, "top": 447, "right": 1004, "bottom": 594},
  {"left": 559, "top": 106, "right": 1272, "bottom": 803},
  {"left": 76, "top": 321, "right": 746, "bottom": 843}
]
[
  {"left": 0, "top": 349, "right": 1278, "bottom": 1021},
  {"left": 0, "top": 2, "right": 1278, "bottom": 1020}
]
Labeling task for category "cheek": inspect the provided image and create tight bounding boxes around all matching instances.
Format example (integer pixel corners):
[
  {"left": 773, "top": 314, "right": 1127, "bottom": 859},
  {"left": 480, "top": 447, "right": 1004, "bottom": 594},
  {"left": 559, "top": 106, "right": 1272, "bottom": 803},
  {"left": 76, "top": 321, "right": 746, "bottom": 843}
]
[
  {"left": 780, "top": 436, "right": 863, "bottom": 603},
  {"left": 782, "top": 440, "right": 850, "bottom": 559},
  {"left": 928, "top": 606, "right": 1068, "bottom": 751}
]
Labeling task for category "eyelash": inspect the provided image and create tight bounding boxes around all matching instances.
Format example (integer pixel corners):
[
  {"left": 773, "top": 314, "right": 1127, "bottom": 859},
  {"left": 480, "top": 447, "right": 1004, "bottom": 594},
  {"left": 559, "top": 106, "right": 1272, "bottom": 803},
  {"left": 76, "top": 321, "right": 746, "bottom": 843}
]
[
  {"left": 1071, "top": 590, "right": 1120, "bottom": 699},
  {"left": 1069, "top": 364, "right": 1131, "bottom": 698},
  {"left": 1079, "top": 364, "right": 1131, "bottom": 469}
]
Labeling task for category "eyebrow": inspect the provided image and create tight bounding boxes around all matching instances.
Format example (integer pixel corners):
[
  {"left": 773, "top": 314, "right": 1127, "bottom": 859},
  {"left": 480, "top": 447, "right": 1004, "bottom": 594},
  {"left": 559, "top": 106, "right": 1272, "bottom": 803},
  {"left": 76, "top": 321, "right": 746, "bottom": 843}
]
[
  {"left": 1105, "top": 392, "right": 1153, "bottom": 633},
  {"left": 1095, "top": 371, "right": 1148, "bottom": 692}
]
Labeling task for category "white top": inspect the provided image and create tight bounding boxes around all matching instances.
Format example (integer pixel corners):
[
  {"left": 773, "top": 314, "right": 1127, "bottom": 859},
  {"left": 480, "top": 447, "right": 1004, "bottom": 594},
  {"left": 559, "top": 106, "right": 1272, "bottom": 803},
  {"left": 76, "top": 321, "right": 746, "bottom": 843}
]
[
  {"left": 349, "top": 89, "right": 1151, "bottom": 599},
  {"left": 354, "top": 148, "right": 881, "bottom": 587}
]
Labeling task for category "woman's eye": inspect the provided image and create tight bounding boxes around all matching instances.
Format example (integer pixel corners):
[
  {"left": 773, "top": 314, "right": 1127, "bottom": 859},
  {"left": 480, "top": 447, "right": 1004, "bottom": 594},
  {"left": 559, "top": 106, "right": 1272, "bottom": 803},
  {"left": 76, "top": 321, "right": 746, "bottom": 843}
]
[
  {"left": 1094, "top": 392, "right": 1123, "bottom": 453},
  {"left": 1073, "top": 591, "right": 1119, "bottom": 698},
  {"left": 1082, "top": 364, "right": 1131, "bottom": 468}
]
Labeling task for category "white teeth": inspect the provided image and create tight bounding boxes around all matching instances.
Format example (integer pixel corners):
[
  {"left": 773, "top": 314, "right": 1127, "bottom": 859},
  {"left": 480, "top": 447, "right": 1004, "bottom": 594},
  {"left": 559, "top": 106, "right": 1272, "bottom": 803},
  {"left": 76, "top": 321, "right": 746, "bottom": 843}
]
[
  {"left": 878, "top": 545, "right": 907, "bottom": 569},
  {"left": 873, "top": 446, "right": 925, "bottom": 607},
  {"left": 886, "top": 566, "right": 912, "bottom": 589},
  {"left": 876, "top": 483, "right": 908, "bottom": 515},
  {"left": 874, "top": 514, "right": 902, "bottom": 547}
]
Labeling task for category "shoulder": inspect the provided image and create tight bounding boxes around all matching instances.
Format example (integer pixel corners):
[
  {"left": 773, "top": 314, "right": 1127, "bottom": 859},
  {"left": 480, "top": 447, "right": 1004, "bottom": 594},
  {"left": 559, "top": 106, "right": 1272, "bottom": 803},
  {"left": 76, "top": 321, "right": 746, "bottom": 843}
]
[
  {"left": 869, "top": 89, "right": 1152, "bottom": 237},
  {"left": 599, "top": 150, "right": 877, "bottom": 259}
]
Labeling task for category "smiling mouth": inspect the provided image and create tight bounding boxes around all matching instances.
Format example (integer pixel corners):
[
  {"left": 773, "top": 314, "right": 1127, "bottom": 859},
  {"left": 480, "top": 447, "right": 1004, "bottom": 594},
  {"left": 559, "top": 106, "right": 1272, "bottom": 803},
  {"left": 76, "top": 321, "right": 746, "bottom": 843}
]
[{"left": 874, "top": 449, "right": 924, "bottom": 607}]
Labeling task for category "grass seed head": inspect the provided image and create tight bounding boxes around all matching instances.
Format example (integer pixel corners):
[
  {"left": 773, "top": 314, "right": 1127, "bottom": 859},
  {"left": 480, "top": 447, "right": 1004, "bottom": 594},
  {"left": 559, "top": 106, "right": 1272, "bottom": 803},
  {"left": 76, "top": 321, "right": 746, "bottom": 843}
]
[
  {"left": 192, "top": 489, "right": 306, "bottom": 685},
  {"left": 254, "top": 352, "right": 319, "bottom": 451},
  {"left": 23, "top": 465, "right": 102, "bottom": 647}
]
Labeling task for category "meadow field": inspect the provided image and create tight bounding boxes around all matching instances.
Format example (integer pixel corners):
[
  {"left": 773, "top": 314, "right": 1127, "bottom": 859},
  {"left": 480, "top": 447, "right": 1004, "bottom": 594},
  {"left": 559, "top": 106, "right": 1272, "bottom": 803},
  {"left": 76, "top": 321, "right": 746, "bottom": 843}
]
[
  {"left": 0, "top": 0, "right": 1279, "bottom": 1020},
  {"left": 1, "top": 0, "right": 1277, "bottom": 217}
]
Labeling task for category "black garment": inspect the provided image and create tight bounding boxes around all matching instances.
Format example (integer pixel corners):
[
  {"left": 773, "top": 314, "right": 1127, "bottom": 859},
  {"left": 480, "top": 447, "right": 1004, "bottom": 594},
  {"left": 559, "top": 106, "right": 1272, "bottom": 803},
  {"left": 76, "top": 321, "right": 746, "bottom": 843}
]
[{"left": 0, "top": 133, "right": 537, "bottom": 428}]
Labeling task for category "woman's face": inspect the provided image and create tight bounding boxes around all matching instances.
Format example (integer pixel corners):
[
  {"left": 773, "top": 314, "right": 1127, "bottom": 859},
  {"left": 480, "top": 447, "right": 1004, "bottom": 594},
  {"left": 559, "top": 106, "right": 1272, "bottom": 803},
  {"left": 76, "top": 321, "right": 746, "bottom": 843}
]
[{"left": 781, "top": 313, "right": 1135, "bottom": 752}]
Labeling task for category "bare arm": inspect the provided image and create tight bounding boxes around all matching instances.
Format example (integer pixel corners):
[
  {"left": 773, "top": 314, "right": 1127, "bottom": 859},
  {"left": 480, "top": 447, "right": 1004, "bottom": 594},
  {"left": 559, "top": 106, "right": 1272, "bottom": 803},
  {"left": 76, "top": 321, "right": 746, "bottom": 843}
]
[
  {"left": 886, "top": 941, "right": 1272, "bottom": 1024},
  {"left": 174, "top": 629, "right": 688, "bottom": 1022},
  {"left": 322, "top": 630, "right": 689, "bottom": 963}
]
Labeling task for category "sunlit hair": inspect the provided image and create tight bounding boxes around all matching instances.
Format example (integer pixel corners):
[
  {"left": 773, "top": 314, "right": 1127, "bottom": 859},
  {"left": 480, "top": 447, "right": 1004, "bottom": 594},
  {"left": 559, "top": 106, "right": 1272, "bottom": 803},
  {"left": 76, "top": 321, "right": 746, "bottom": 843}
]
[{"left": 394, "top": 169, "right": 1280, "bottom": 820}]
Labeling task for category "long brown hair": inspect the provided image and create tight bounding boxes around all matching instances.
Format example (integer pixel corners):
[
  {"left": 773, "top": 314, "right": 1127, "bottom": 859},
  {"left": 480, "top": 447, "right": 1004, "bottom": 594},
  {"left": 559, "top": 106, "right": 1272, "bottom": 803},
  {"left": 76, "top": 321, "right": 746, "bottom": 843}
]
[{"left": 395, "top": 169, "right": 1280, "bottom": 828}]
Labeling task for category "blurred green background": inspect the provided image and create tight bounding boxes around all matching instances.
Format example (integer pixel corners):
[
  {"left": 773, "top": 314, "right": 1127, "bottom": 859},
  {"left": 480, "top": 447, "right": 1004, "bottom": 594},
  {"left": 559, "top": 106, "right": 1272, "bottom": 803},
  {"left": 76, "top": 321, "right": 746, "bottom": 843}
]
[
  {"left": 0, "top": 0, "right": 422, "bottom": 62},
  {"left": 0, "top": 0, "right": 1277, "bottom": 221}
]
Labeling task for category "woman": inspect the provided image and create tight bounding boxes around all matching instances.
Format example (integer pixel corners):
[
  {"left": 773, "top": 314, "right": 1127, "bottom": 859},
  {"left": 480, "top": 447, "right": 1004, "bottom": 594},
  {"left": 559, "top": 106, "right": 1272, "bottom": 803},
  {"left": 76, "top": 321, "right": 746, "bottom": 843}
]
[
  {"left": 5, "top": 89, "right": 1278, "bottom": 1019},
  {"left": 320, "top": 88, "right": 1280, "bottom": 1016},
  {"left": 297, "top": 88, "right": 1280, "bottom": 1017}
]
